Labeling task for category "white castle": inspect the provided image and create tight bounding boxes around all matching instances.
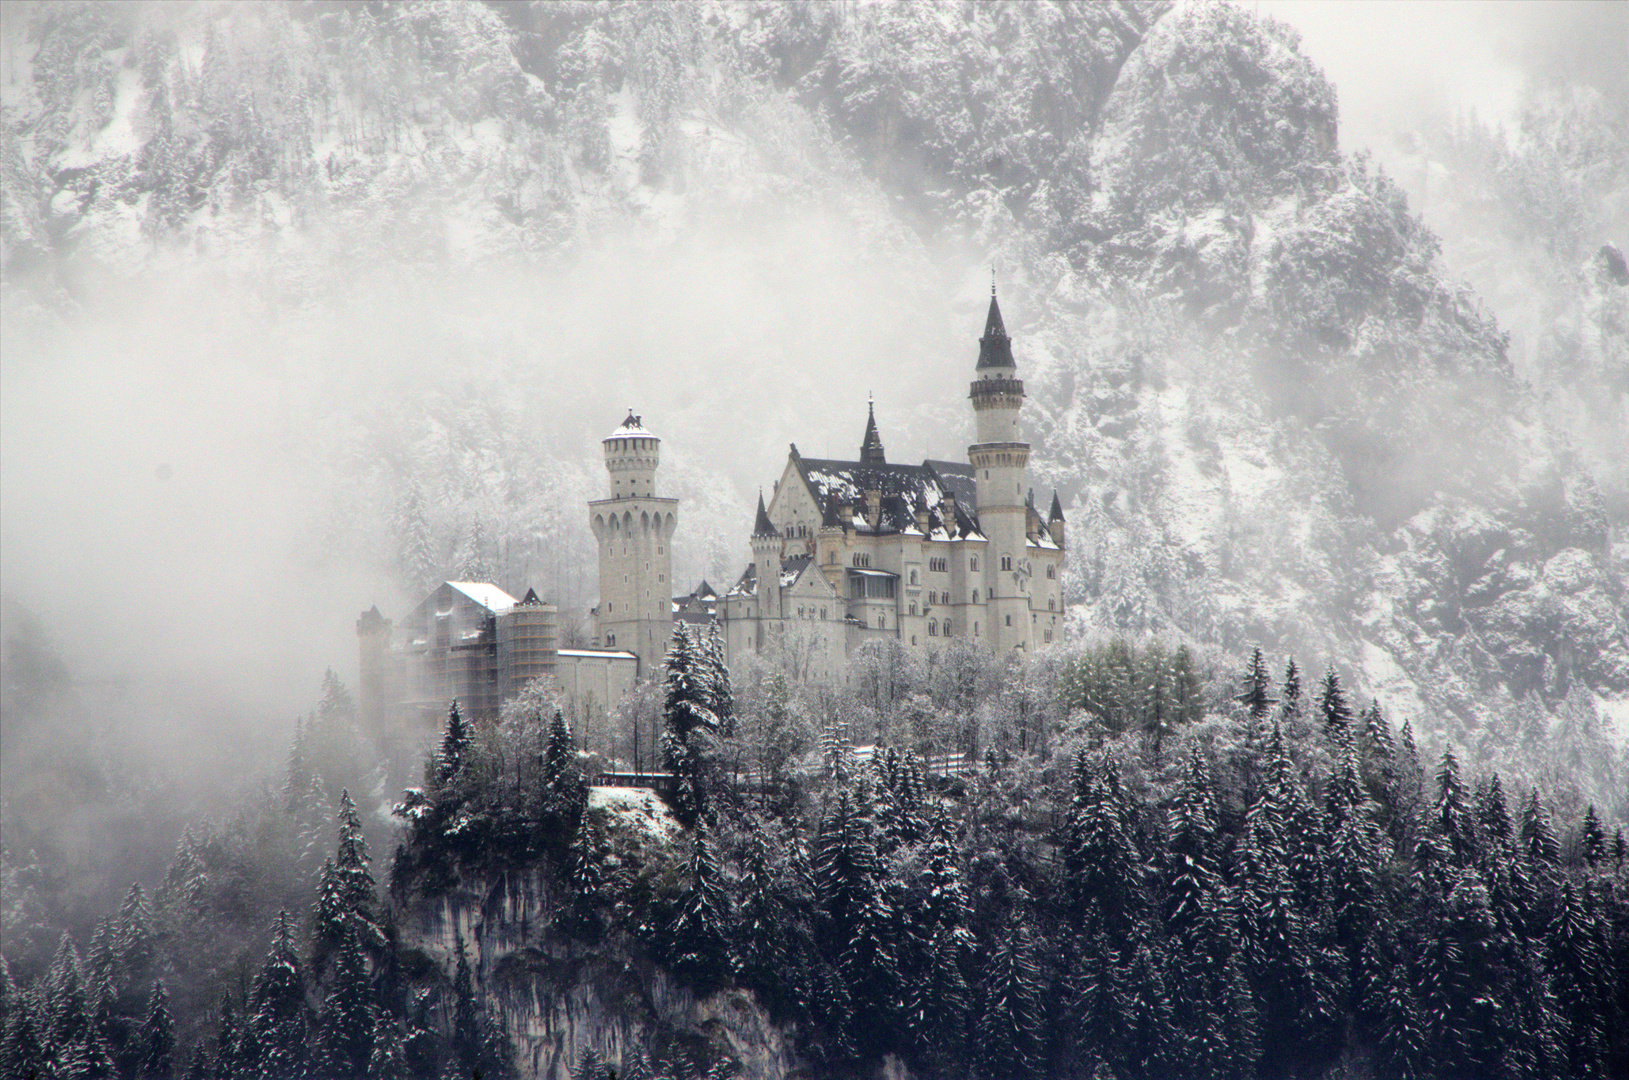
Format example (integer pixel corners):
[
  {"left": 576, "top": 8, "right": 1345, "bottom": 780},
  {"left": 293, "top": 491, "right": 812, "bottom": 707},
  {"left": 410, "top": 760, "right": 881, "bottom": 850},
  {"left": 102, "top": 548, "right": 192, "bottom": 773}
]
[
  {"left": 359, "top": 289, "right": 1065, "bottom": 732},
  {"left": 591, "top": 287, "right": 1065, "bottom": 679}
]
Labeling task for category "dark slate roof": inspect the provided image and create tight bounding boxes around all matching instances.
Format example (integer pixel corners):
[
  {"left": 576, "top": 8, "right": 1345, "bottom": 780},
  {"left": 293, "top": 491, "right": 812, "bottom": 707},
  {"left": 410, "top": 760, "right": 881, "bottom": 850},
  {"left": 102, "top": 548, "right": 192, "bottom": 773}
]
[
  {"left": 520, "top": 587, "right": 542, "bottom": 604},
  {"left": 1049, "top": 491, "right": 1065, "bottom": 523},
  {"left": 977, "top": 292, "right": 1014, "bottom": 370},
  {"left": 923, "top": 460, "right": 978, "bottom": 512},
  {"left": 793, "top": 455, "right": 983, "bottom": 538},
  {"left": 752, "top": 492, "right": 777, "bottom": 538}
]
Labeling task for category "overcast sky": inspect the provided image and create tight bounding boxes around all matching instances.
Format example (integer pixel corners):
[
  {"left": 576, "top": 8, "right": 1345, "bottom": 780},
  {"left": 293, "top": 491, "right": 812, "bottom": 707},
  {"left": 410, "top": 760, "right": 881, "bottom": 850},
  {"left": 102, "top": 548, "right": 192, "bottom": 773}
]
[{"left": 1259, "top": 0, "right": 1627, "bottom": 158}]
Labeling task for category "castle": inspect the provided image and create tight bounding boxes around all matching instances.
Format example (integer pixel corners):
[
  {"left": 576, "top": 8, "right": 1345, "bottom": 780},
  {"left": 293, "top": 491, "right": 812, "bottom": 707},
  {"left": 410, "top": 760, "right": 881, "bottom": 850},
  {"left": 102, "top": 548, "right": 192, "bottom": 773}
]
[
  {"left": 591, "top": 286, "right": 1065, "bottom": 678},
  {"left": 359, "top": 289, "right": 1063, "bottom": 729}
]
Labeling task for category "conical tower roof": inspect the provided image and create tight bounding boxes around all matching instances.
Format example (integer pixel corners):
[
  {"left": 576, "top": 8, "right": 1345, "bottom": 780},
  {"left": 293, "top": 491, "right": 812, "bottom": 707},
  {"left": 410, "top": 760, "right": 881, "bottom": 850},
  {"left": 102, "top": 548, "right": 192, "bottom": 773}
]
[
  {"left": 752, "top": 492, "right": 777, "bottom": 539},
  {"left": 1049, "top": 491, "right": 1065, "bottom": 523},
  {"left": 977, "top": 286, "right": 1014, "bottom": 370},
  {"left": 860, "top": 399, "right": 886, "bottom": 465}
]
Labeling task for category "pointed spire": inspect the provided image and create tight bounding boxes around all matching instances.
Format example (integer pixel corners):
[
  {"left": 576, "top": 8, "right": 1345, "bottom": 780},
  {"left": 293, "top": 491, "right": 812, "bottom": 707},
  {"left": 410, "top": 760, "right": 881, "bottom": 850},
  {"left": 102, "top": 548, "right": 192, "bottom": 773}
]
[
  {"left": 1048, "top": 491, "right": 1065, "bottom": 523},
  {"left": 752, "top": 491, "right": 777, "bottom": 539},
  {"left": 977, "top": 282, "right": 1014, "bottom": 369},
  {"left": 860, "top": 397, "right": 886, "bottom": 465},
  {"left": 521, "top": 587, "right": 541, "bottom": 604}
]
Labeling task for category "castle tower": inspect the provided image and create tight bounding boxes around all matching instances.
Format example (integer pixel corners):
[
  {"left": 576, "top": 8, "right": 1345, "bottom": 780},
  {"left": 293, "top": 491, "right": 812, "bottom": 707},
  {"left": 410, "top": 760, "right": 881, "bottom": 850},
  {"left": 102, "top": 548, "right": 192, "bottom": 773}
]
[
  {"left": 589, "top": 412, "right": 679, "bottom": 676},
  {"left": 968, "top": 285, "right": 1033, "bottom": 652},
  {"left": 750, "top": 491, "right": 782, "bottom": 631}
]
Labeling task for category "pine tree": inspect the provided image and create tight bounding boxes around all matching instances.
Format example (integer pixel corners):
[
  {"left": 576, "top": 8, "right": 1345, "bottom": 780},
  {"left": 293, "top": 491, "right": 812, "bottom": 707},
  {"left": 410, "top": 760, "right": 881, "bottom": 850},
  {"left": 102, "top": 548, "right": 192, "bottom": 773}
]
[
  {"left": 1238, "top": 647, "right": 1274, "bottom": 723},
  {"left": 1061, "top": 754, "right": 1144, "bottom": 945},
  {"left": 365, "top": 1012, "right": 408, "bottom": 1080},
  {"left": 562, "top": 806, "right": 607, "bottom": 939},
  {"left": 247, "top": 911, "right": 308, "bottom": 1080},
  {"left": 542, "top": 709, "right": 587, "bottom": 832},
  {"left": 395, "top": 480, "right": 438, "bottom": 595},
  {"left": 668, "top": 825, "right": 734, "bottom": 990},
  {"left": 134, "top": 982, "right": 174, "bottom": 1080},
  {"left": 1580, "top": 805, "right": 1606, "bottom": 868},
  {"left": 1520, "top": 788, "right": 1561, "bottom": 887},
  {"left": 315, "top": 924, "right": 374, "bottom": 1080},
  {"left": 315, "top": 789, "right": 382, "bottom": 979},
  {"left": 972, "top": 921, "right": 1045, "bottom": 1080},
  {"left": 699, "top": 622, "right": 734, "bottom": 738},
  {"left": 435, "top": 701, "right": 471, "bottom": 789},
  {"left": 662, "top": 626, "right": 719, "bottom": 825},
  {"left": 1317, "top": 666, "right": 1353, "bottom": 752}
]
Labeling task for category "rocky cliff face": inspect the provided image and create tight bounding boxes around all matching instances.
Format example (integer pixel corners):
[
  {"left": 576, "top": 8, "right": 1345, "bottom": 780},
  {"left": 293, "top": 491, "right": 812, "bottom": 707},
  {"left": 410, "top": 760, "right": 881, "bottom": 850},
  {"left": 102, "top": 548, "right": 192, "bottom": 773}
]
[
  {"left": 391, "top": 791, "right": 801, "bottom": 1080},
  {"left": 395, "top": 871, "right": 791, "bottom": 1080}
]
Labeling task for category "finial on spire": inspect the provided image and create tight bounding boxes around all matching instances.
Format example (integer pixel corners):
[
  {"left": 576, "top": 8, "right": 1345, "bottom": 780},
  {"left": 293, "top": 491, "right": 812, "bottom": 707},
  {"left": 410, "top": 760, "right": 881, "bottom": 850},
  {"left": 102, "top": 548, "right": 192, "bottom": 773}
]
[{"left": 992, "top": 265, "right": 997, "bottom": 297}]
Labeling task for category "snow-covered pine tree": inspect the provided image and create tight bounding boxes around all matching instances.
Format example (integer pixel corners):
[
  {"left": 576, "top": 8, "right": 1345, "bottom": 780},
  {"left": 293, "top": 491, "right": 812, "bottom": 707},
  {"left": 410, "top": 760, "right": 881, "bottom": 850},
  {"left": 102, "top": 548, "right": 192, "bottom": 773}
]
[
  {"left": 542, "top": 709, "right": 587, "bottom": 833},
  {"left": 662, "top": 625, "right": 719, "bottom": 825},
  {"left": 1580, "top": 805, "right": 1606, "bottom": 868},
  {"left": 314, "top": 789, "right": 382, "bottom": 979},
  {"left": 1317, "top": 666, "right": 1353, "bottom": 753},
  {"left": 972, "top": 919, "right": 1045, "bottom": 1080},
  {"left": 395, "top": 480, "right": 439, "bottom": 596},
  {"left": 434, "top": 701, "right": 470, "bottom": 789},
  {"left": 365, "top": 1011, "right": 408, "bottom": 1080},
  {"left": 1237, "top": 647, "right": 1274, "bottom": 723},
  {"left": 562, "top": 805, "right": 607, "bottom": 939},
  {"left": 134, "top": 981, "right": 174, "bottom": 1080},
  {"left": 1433, "top": 747, "right": 1474, "bottom": 865},
  {"left": 667, "top": 825, "right": 734, "bottom": 991},
  {"left": 699, "top": 622, "right": 734, "bottom": 737},
  {"left": 246, "top": 911, "right": 308, "bottom": 1080},
  {"left": 314, "top": 924, "right": 374, "bottom": 1080}
]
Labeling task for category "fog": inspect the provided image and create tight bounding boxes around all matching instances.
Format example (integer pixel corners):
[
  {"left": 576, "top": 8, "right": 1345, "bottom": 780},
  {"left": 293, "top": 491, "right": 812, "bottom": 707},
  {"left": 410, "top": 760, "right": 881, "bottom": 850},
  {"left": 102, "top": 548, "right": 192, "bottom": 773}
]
[{"left": 2, "top": 0, "right": 1623, "bottom": 930}]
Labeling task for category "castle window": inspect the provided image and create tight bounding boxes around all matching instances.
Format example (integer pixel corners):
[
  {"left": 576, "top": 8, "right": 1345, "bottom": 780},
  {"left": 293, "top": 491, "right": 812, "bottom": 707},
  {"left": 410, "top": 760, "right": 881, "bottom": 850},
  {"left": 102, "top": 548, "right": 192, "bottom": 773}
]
[
  {"left": 970, "top": 556, "right": 978, "bottom": 570},
  {"left": 607, "top": 602, "right": 613, "bottom": 612},
  {"left": 659, "top": 574, "right": 664, "bottom": 583},
  {"left": 909, "top": 602, "right": 917, "bottom": 615},
  {"left": 944, "top": 620, "right": 953, "bottom": 636},
  {"left": 971, "top": 589, "right": 979, "bottom": 603},
  {"left": 1048, "top": 598, "right": 1055, "bottom": 611},
  {"left": 909, "top": 569, "right": 919, "bottom": 585},
  {"left": 1046, "top": 565, "right": 1055, "bottom": 579},
  {"left": 1005, "top": 615, "right": 1012, "bottom": 626},
  {"left": 929, "top": 620, "right": 938, "bottom": 636},
  {"left": 607, "top": 633, "right": 615, "bottom": 645},
  {"left": 878, "top": 615, "right": 885, "bottom": 630},
  {"left": 929, "top": 556, "right": 947, "bottom": 572},
  {"left": 1044, "top": 628, "right": 1053, "bottom": 643},
  {"left": 1001, "top": 556, "right": 1012, "bottom": 571},
  {"left": 974, "top": 622, "right": 979, "bottom": 635},
  {"left": 820, "top": 607, "right": 827, "bottom": 619},
  {"left": 912, "top": 635, "right": 917, "bottom": 645}
]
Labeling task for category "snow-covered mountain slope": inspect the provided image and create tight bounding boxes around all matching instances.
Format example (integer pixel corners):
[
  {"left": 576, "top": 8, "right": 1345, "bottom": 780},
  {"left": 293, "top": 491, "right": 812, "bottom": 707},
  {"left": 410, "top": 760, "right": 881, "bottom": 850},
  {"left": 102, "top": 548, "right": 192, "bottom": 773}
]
[{"left": 2, "top": 1, "right": 1624, "bottom": 757}]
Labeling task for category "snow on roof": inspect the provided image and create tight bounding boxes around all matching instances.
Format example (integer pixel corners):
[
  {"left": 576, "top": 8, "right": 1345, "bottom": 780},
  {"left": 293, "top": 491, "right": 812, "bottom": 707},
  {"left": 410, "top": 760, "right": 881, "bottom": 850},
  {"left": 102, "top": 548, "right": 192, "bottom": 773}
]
[
  {"left": 847, "top": 567, "right": 899, "bottom": 578},
  {"left": 446, "top": 582, "right": 518, "bottom": 611},
  {"left": 606, "top": 412, "right": 657, "bottom": 439},
  {"left": 558, "top": 648, "right": 638, "bottom": 660}
]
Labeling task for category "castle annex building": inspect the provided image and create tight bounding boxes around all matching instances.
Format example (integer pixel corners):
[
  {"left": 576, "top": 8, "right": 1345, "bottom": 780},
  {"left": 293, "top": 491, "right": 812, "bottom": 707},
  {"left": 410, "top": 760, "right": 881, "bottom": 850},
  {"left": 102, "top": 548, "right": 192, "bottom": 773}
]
[{"left": 595, "top": 288, "right": 1065, "bottom": 678}]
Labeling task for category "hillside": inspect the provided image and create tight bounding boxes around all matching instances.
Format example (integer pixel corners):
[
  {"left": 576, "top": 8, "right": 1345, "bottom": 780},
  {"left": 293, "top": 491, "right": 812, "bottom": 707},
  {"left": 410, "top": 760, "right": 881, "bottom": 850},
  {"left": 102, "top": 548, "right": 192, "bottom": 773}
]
[{"left": 2, "top": 0, "right": 1625, "bottom": 767}]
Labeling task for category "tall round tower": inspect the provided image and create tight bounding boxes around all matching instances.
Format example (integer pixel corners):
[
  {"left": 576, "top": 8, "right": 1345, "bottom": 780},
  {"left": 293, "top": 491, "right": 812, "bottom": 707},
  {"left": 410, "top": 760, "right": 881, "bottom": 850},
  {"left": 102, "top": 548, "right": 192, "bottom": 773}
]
[
  {"left": 968, "top": 286, "right": 1033, "bottom": 653},
  {"left": 589, "top": 413, "right": 679, "bottom": 677}
]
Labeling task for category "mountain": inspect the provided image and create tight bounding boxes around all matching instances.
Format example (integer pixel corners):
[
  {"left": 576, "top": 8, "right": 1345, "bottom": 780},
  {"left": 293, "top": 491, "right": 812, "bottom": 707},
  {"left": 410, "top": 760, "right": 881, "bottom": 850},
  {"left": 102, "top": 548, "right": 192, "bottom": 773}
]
[{"left": 3, "top": 0, "right": 1624, "bottom": 773}]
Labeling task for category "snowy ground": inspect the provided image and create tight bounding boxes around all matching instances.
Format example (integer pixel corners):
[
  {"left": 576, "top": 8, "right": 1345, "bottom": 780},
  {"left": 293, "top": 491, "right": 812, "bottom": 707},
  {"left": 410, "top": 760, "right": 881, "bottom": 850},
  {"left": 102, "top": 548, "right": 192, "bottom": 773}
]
[{"left": 589, "top": 785, "right": 682, "bottom": 841}]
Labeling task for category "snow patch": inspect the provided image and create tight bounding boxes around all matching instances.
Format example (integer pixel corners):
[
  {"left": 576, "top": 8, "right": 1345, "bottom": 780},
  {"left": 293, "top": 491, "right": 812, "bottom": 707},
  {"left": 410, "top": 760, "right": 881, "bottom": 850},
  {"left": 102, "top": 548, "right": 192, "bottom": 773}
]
[
  {"left": 589, "top": 786, "right": 681, "bottom": 841},
  {"left": 1359, "top": 639, "right": 1427, "bottom": 731}
]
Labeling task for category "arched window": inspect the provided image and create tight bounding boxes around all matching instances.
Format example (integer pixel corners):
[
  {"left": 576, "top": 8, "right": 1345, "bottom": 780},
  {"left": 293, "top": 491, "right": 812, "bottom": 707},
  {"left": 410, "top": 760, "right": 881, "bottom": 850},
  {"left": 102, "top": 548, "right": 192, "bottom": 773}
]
[
  {"left": 1046, "top": 564, "right": 1056, "bottom": 579},
  {"left": 971, "top": 589, "right": 979, "bottom": 603},
  {"left": 1005, "top": 614, "right": 1012, "bottom": 626},
  {"left": 909, "top": 569, "right": 919, "bottom": 585},
  {"left": 1001, "top": 555, "right": 1012, "bottom": 571},
  {"left": 969, "top": 556, "right": 978, "bottom": 570},
  {"left": 929, "top": 620, "right": 938, "bottom": 636},
  {"left": 944, "top": 620, "right": 953, "bottom": 636},
  {"left": 974, "top": 622, "right": 979, "bottom": 635}
]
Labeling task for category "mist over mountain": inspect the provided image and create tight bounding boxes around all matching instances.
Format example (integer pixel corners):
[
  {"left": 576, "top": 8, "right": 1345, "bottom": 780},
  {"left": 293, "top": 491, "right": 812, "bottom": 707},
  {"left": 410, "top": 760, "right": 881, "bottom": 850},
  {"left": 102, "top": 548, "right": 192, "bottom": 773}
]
[{"left": 2, "top": 3, "right": 1626, "bottom": 1078}]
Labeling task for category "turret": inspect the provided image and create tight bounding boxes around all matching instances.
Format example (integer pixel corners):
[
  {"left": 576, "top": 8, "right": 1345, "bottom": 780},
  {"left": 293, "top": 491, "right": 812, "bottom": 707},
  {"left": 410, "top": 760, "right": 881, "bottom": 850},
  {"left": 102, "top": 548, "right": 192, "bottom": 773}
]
[
  {"left": 589, "top": 411, "right": 679, "bottom": 675},
  {"left": 750, "top": 491, "right": 781, "bottom": 622},
  {"left": 860, "top": 399, "right": 886, "bottom": 465},
  {"left": 968, "top": 283, "right": 1032, "bottom": 652},
  {"left": 1048, "top": 491, "right": 1066, "bottom": 548}
]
